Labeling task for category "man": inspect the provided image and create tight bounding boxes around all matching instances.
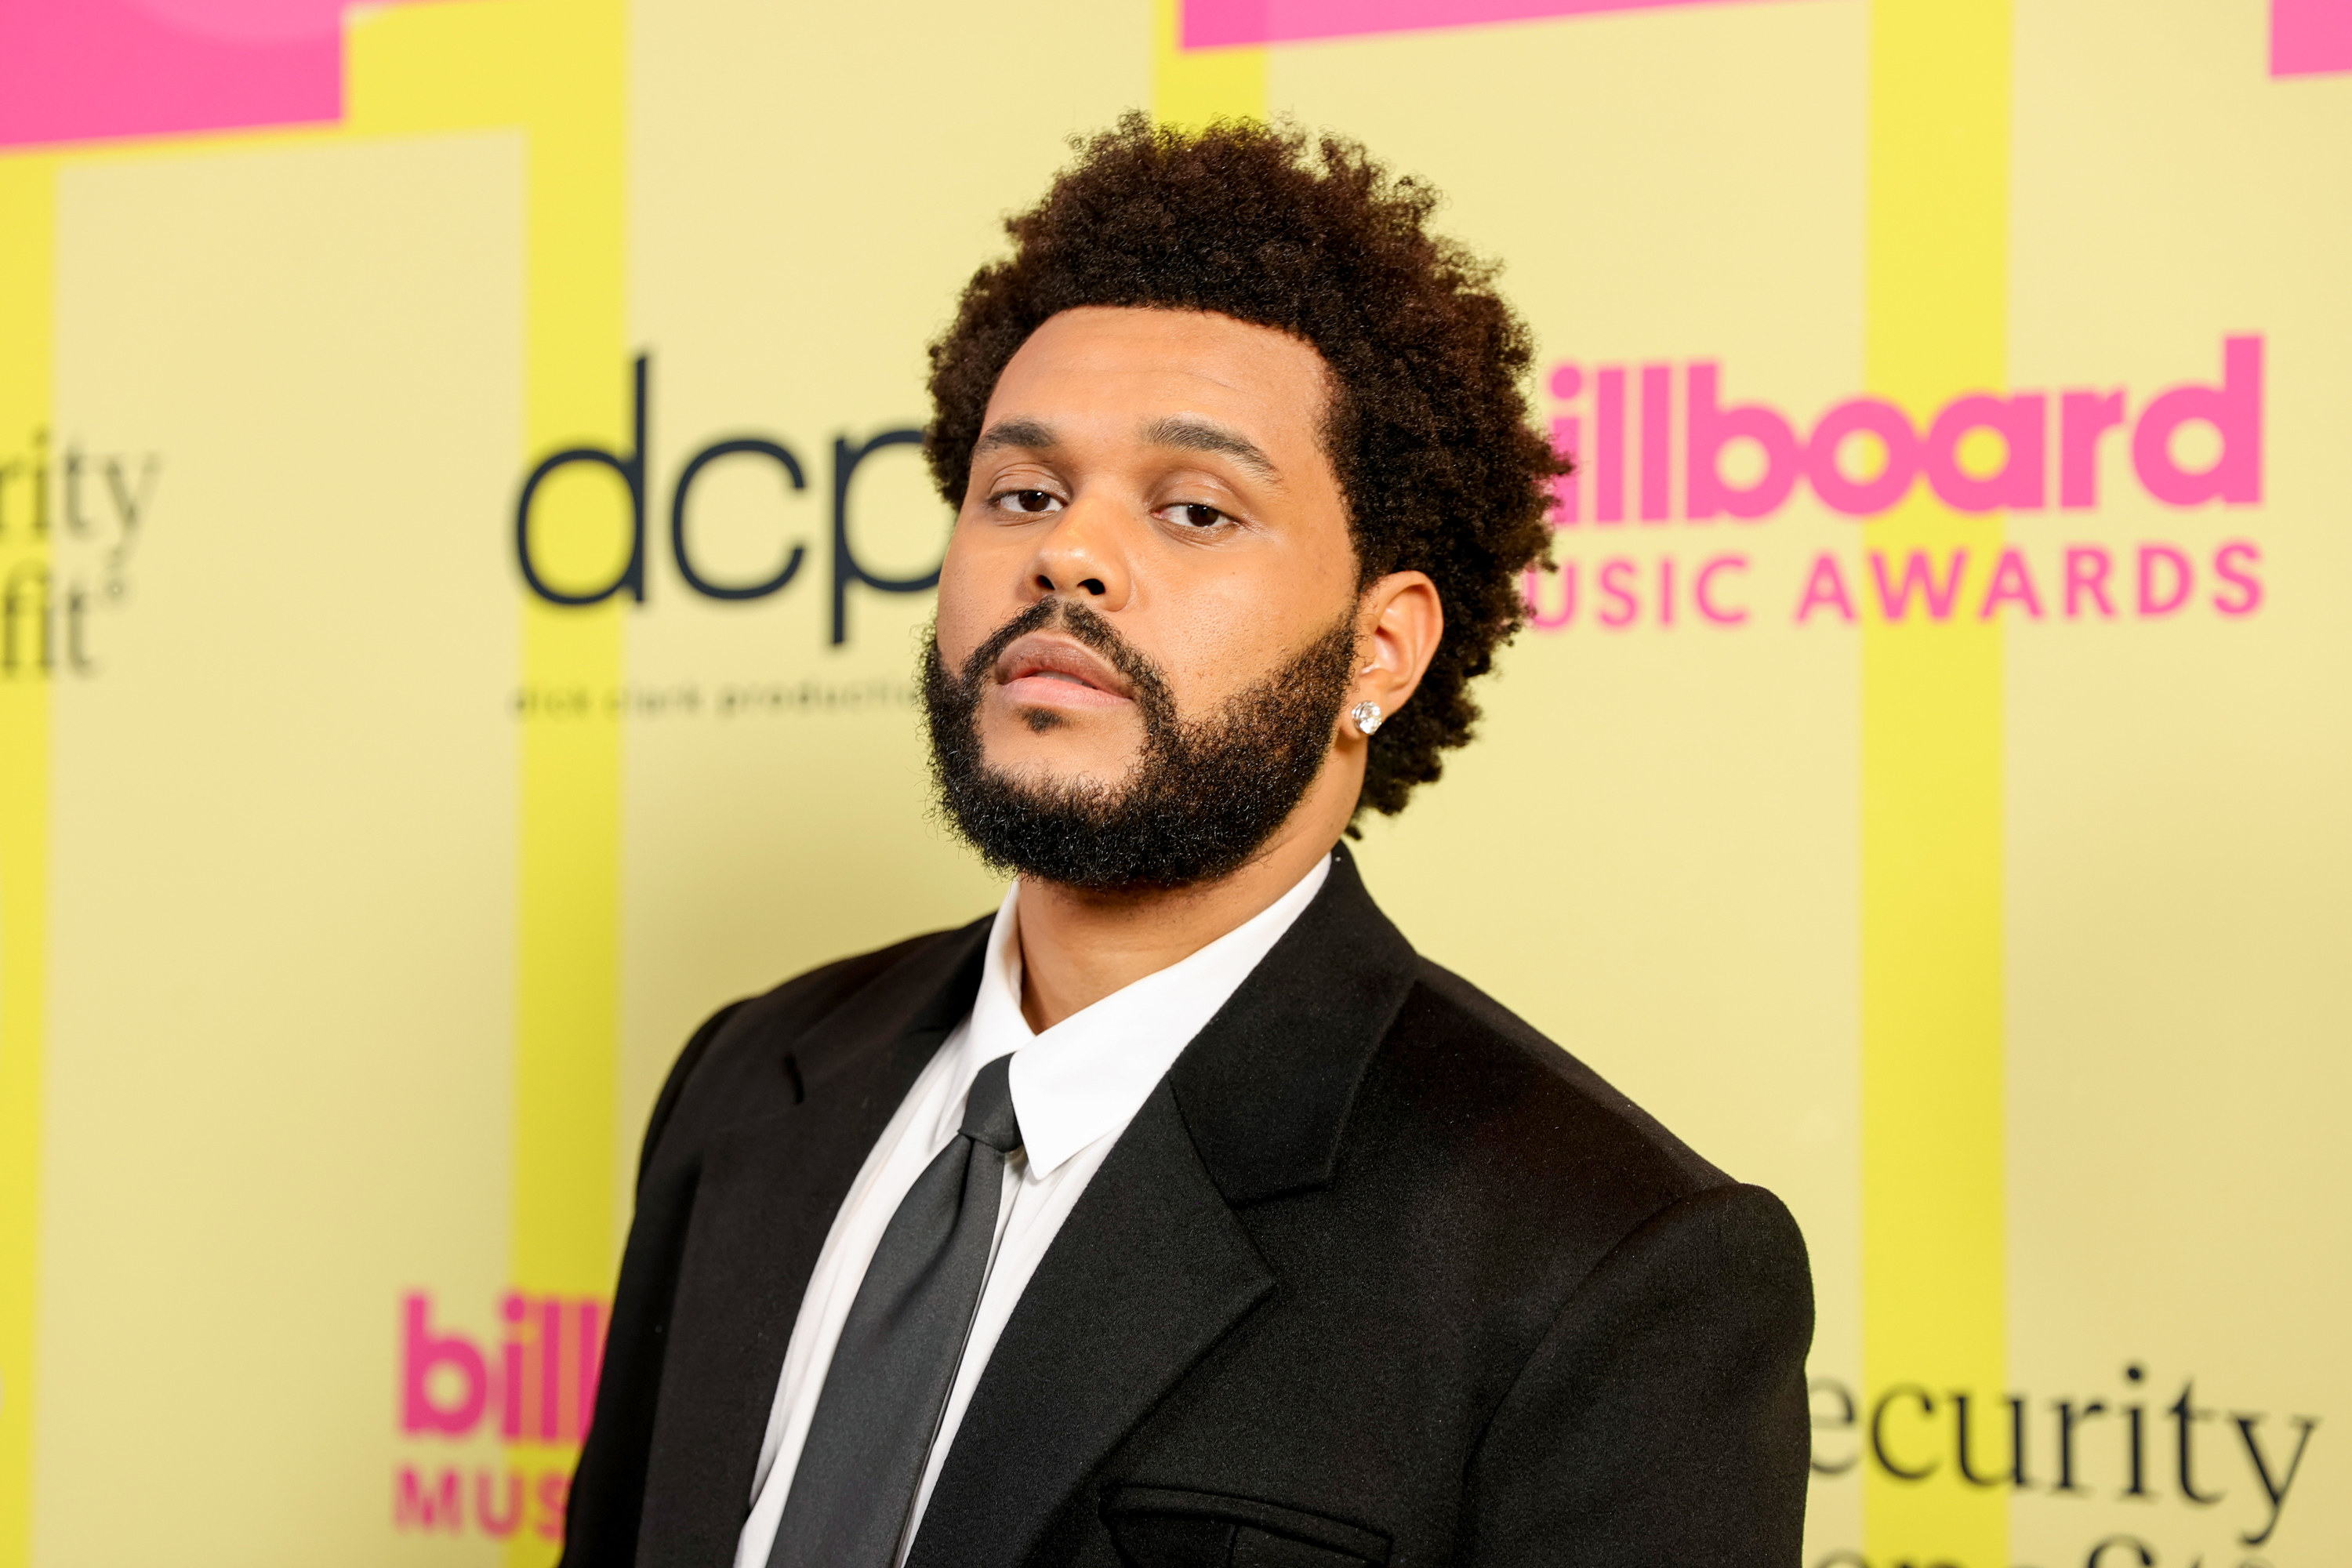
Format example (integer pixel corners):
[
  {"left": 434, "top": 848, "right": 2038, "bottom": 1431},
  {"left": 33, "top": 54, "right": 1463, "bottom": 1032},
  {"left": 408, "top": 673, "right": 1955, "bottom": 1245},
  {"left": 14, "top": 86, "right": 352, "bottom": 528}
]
[{"left": 564, "top": 118, "right": 1812, "bottom": 1568}]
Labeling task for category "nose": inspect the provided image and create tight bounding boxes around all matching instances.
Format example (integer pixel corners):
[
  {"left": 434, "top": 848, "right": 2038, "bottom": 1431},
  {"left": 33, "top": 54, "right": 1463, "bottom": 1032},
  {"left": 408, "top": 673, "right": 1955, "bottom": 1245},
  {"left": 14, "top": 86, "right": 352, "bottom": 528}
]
[{"left": 1024, "top": 493, "right": 1134, "bottom": 611}]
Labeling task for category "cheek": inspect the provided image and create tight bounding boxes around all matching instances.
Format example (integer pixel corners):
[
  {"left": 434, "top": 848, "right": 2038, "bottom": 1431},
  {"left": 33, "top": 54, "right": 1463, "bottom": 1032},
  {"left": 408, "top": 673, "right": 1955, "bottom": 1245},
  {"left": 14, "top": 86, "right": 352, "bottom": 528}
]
[
  {"left": 932, "top": 519, "right": 1002, "bottom": 665},
  {"left": 1155, "top": 572, "right": 1333, "bottom": 709}
]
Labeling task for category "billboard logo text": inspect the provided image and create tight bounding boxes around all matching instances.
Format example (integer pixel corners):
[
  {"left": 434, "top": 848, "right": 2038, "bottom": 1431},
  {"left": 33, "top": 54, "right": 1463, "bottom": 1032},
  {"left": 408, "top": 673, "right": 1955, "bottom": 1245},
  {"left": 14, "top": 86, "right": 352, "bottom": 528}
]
[
  {"left": 1547, "top": 336, "right": 2261, "bottom": 524},
  {"left": 401, "top": 1290, "right": 604, "bottom": 1443}
]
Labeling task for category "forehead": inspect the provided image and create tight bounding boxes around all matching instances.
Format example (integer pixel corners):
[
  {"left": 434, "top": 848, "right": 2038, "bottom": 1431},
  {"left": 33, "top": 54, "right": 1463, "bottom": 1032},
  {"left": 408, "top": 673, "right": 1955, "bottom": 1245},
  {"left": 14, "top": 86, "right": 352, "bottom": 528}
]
[{"left": 985, "top": 307, "right": 1331, "bottom": 447}]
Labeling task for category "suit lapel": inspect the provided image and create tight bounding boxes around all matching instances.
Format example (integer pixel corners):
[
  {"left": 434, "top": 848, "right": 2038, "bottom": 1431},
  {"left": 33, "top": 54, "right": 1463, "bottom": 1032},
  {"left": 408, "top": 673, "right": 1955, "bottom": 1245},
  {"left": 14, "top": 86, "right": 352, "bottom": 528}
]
[
  {"left": 637, "top": 926, "right": 990, "bottom": 1568},
  {"left": 906, "top": 1081, "right": 1275, "bottom": 1568},
  {"left": 1171, "top": 847, "right": 1421, "bottom": 1206},
  {"left": 904, "top": 849, "right": 1420, "bottom": 1567}
]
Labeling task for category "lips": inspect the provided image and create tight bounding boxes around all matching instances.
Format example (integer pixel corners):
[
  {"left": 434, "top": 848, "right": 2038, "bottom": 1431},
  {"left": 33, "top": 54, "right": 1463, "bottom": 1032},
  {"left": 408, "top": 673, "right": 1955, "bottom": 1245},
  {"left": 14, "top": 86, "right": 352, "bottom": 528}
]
[{"left": 995, "top": 633, "right": 1136, "bottom": 711}]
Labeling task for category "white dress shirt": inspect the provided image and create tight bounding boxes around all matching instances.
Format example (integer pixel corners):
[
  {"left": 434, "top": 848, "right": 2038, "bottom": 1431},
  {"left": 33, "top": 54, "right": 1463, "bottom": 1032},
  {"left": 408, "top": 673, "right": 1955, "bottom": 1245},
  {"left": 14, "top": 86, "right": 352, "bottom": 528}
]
[{"left": 731, "top": 852, "right": 1333, "bottom": 1568}]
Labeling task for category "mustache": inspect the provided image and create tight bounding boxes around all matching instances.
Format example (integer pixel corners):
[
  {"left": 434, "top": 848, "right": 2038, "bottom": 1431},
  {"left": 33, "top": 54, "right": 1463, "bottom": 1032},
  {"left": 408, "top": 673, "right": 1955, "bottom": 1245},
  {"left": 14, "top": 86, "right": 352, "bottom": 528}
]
[{"left": 948, "top": 597, "right": 1175, "bottom": 716}]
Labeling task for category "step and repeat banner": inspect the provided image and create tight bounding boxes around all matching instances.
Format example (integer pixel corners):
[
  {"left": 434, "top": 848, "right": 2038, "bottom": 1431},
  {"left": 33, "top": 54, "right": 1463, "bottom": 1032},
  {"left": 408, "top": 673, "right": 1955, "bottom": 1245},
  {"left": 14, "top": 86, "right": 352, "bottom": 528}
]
[{"left": 0, "top": 1, "right": 2345, "bottom": 1564}]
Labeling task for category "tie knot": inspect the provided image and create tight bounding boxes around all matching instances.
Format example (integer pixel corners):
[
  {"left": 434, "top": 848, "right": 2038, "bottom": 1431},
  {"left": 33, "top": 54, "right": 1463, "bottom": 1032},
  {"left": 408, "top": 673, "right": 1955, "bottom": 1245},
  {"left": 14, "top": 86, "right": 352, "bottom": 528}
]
[{"left": 960, "top": 1053, "right": 1022, "bottom": 1154}]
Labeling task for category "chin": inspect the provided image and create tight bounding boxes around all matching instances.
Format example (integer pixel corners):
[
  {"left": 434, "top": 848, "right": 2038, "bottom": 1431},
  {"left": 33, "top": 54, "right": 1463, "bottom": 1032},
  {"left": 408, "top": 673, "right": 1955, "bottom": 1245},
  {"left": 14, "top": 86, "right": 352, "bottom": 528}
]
[{"left": 979, "top": 742, "right": 1137, "bottom": 803}]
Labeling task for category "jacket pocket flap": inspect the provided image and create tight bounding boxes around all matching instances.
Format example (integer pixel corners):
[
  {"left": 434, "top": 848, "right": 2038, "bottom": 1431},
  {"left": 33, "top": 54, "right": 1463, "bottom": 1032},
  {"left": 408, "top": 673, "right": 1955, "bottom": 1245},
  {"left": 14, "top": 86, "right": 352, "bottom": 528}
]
[{"left": 1102, "top": 1485, "right": 1390, "bottom": 1566}]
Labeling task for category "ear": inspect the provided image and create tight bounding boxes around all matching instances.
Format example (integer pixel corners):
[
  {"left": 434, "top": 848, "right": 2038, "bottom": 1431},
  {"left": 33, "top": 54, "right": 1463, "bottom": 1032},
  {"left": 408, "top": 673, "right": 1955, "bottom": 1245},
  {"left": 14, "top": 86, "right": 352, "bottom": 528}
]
[{"left": 1345, "top": 570, "right": 1443, "bottom": 734}]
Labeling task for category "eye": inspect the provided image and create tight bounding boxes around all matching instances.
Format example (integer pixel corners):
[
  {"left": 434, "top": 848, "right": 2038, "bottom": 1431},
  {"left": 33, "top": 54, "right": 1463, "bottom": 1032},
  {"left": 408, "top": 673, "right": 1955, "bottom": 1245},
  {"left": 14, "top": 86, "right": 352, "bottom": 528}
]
[
  {"left": 994, "top": 488, "right": 1061, "bottom": 515},
  {"left": 1171, "top": 503, "right": 1228, "bottom": 529}
]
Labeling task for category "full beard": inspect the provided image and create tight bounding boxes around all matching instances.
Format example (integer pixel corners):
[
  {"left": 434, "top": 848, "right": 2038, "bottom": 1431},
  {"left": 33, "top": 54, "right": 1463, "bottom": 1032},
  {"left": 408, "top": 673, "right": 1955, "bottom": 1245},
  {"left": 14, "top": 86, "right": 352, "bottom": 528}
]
[{"left": 922, "top": 597, "right": 1359, "bottom": 893}]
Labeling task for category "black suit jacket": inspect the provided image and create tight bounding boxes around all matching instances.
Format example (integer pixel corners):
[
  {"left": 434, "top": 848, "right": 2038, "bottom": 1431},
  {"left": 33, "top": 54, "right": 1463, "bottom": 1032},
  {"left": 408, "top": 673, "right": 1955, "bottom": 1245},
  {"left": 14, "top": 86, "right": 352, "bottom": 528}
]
[{"left": 562, "top": 850, "right": 1813, "bottom": 1567}]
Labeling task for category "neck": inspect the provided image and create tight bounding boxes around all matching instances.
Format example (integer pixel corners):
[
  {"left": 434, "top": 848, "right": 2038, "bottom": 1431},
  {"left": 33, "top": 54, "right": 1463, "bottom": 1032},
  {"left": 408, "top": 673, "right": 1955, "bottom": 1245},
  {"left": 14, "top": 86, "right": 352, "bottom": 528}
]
[{"left": 1013, "top": 807, "right": 1341, "bottom": 1034}]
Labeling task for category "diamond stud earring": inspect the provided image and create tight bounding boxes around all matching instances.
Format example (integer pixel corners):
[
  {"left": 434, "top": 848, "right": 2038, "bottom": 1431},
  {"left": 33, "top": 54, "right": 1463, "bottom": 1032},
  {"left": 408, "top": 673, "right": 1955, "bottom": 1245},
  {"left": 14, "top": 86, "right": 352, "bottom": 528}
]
[{"left": 1350, "top": 700, "right": 1385, "bottom": 736}]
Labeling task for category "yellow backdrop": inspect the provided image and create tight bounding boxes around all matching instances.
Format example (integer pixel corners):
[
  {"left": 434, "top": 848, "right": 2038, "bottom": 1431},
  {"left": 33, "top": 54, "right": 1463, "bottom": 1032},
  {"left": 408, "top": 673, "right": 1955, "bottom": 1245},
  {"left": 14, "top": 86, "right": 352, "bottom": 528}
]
[{"left": 1, "top": 2, "right": 2344, "bottom": 1564}]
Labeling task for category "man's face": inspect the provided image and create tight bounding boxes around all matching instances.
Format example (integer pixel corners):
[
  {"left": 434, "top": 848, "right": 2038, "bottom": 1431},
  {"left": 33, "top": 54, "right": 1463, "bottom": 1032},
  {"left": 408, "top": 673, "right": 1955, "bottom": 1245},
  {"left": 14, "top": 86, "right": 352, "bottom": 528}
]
[{"left": 927, "top": 307, "right": 1365, "bottom": 888}]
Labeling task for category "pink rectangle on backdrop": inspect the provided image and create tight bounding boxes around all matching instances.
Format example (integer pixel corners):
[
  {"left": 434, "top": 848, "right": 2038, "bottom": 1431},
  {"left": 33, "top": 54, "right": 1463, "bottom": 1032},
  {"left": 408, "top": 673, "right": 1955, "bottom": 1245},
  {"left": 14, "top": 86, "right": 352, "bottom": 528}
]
[
  {"left": 0, "top": 0, "right": 362, "bottom": 149},
  {"left": 2271, "top": 0, "right": 2352, "bottom": 75},
  {"left": 1185, "top": 0, "right": 1774, "bottom": 49}
]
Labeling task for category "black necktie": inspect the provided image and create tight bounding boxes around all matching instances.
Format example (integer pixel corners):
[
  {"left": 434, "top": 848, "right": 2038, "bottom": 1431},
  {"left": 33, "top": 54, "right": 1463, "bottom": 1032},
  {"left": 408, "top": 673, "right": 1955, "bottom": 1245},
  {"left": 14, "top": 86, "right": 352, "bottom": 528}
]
[{"left": 768, "top": 1052, "right": 1024, "bottom": 1568}]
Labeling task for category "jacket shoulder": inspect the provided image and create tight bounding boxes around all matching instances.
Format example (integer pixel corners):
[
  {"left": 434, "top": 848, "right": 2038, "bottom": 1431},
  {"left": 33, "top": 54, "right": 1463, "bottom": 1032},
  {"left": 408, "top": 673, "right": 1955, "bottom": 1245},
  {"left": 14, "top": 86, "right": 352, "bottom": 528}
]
[
  {"left": 1409, "top": 958, "right": 1730, "bottom": 1192},
  {"left": 638, "top": 920, "right": 989, "bottom": 1174},
  {"left": 1349, "top": 960, "right": 1739, "bottom": 1276},
  {"left": 730, "top": 924, "right": 973, "bottom": 1053}
]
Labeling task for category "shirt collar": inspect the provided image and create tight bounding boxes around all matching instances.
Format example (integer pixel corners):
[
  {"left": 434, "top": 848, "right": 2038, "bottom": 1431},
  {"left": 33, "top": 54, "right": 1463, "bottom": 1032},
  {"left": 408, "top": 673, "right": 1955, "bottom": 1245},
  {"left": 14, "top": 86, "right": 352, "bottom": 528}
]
[{"left": 946, "top": 853, "right": 1335, "bottom": 1179}]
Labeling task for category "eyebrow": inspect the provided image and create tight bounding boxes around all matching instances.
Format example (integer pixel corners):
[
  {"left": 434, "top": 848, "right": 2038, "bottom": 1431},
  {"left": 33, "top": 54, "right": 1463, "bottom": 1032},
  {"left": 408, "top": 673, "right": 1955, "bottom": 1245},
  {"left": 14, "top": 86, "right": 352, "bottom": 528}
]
[
  {"left": 1139, "top": 416, "right": 1281, "bottom": 483},
  {"left": 972, "top": 416, "right": 1060, "bottom": 457},
  {"left": 971, "top": 412, "right": 1283, "bottom": 485}
]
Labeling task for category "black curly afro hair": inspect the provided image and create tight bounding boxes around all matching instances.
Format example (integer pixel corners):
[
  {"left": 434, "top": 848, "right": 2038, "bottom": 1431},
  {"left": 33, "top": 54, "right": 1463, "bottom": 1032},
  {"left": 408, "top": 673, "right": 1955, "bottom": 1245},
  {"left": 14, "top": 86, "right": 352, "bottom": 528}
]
[{"left": 924, "top": 114, "right": 1562, "bottom": 821}]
